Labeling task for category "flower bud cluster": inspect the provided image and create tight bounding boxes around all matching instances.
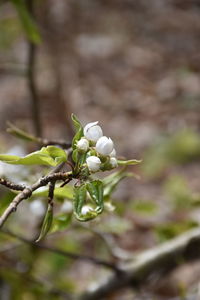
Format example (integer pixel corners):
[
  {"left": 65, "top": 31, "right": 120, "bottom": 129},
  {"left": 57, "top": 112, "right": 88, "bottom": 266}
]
[{"left": 76, "top": 121, "right": 118, "bottom": 173}]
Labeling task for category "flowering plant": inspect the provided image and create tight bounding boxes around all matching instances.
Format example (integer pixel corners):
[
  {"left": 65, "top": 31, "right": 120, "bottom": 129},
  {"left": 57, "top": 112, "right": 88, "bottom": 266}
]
[{"left": 0, "top": 115, "right": 140, "bottom": 241}]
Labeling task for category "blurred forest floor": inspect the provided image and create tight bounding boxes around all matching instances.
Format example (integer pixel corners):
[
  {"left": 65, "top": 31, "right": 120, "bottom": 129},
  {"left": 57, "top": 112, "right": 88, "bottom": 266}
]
[{"left": 1, "top": 1, "right": 200, "bottom": 299}]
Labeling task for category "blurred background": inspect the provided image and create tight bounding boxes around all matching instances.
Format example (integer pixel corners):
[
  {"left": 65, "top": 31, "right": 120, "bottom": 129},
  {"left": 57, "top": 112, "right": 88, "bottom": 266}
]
[{"left": 1, "top": 0, "right": 200, "bottom": 299}]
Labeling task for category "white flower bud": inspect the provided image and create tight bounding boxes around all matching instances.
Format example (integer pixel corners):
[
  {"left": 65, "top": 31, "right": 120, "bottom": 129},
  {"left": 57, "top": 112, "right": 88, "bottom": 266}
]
[
  {"left": 96, "top": 136, "right": 114, "bottom": 156},
  {"left": 110, "top": 148, "right": 116, "bottom": 157},
  {"left": 81, "top": 205, "right": 93, "bottom": 216},
  {"left": 109, "top": 157, "right": 118, "bottom": 168},
  {"left": 86, "top": 156, "right": 101, "bottom": 172},
  {"left": 84, "top": 121, "right": 103, "bottom": 142},
  {"left": 77, "top": 138, "right": 89, "bottom": 152}
]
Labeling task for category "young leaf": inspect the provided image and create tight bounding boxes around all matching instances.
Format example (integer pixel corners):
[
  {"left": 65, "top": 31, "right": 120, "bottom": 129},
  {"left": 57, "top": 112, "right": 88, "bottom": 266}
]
[
  {"left": 73, "top": 184, "right": 99, "bottom": 221},
  {"left": 36, "top": 204, "right": 53, "bottom": 242},
  {"left": 11, "top": 0, "right": 41, "bottom": 44},
  {"left": 0, "top": 146, "right": 67, "bottom": 166},
  {"left": 32, "top": 185, "right": 73, "bottom": 200},
  {"left": 71, "top": 114, "right": 83, "bottom": 150},
  {"left": 103, "top": 169, "right": 133, "bottom": 199},
  {"left": 73, "top": 184, "right": 87, "bottom": 216},
  {"left": 117, "top": 159, "right": 142, "bottom": 166},
  {"left": 86, "top": 180, "right": 104, "bottom": 213},
  {"left": 51, "top": 213, "right": 72, "bottom": 233}
]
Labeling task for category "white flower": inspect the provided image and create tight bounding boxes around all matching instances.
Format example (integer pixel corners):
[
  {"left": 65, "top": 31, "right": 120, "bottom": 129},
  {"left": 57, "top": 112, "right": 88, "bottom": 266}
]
[
  {"left": 96, "top": 136, "right": 114, "bottom": 156},
  {"left": 77, "top": 138, "right": 89, "bottom": 152},
  {"left": 110, "top": 148, "right": 116, "bottom": 157},
  {"left": 81, "top": 205, "right": 93, "bottom": 216},
  {"left": 109, "top": 157, "right": 118, "bottom": 168},
  {"left": 86, "top": 156, "right": 101, "bottom": 172},
  {"left": 84, "top": 121, "right": 103, "bottom": 142}
]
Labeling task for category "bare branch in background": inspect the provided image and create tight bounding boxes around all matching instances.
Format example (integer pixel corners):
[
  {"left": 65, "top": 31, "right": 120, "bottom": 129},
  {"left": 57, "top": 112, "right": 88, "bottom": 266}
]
[
  {"left": 7, "top": 122, "right": 72, "bottom": 149},
  {"left": 78, "top": 224, "right": 133, "bottom": 261},
  {"left": 79, "top": 227, "right": 200, "bottom": 300},
  {"left": 0, "top": 229, "right": 121, "bottom": 273}
]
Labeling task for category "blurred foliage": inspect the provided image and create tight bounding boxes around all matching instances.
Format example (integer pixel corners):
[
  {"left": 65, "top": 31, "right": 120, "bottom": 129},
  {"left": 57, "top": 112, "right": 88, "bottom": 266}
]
[
  {"left": 131, "top": 200, "right": 158, "bottom": 216},
  {"left": 10, "top": 0, "right": 41, "bottom": 43},
  {"left": 165, "top": 175, "right": 194, "bottom": 209},
  {"left": 0, "top": 17, "right": 21, "bottom": 49},
  {"left": 155, "top": 220, "right": 198, "bottom": 243},
  {"left": 142, "top": 129, "right": 200, "bottom": 178},
  {"left": 98, "top": 215, "right": 132, "bottom": 235}
]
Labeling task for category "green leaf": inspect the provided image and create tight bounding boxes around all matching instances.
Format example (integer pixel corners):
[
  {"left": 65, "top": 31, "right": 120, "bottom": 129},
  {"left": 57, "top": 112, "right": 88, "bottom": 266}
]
[
  {"left": 86, "top": 180, "right": 104, "bottom": 213},
  {"left": 36, "top": 204, "right": 53, "bottom": 242},
  {"left": 142, "top": 129, "right": 200, "bottom": 178},
  {"left": 51, "top": 213, "right": 72, "bottom": 233},
  {"left": 103, "top": 169, "right": 133, "bottom": 199},
  {"left": 132, "top": 201, "right": 158, "bottom": 216},
  {"left": 7, "top": 122, "right": 38, "bottom": 142},
  {"left": 73, "top": 184, "right": 100, "bottom": 221},
  {"left": 32, "top": 185, "right": 73, "bottom": 200},
  {"left": 71, "top": 114, "right": 83, "bottom": 151},
  {"left": 73, "top": 184, "right": 87, "bottom": 216},
  {"left": 0, "top": 146, "right": 67, "bottom": 166},
  {"left": 11, "top": 0, "right": 41, "bottom": 44},
  {"left": 117, "top": 159, "right": 142, "bottom": 166}
]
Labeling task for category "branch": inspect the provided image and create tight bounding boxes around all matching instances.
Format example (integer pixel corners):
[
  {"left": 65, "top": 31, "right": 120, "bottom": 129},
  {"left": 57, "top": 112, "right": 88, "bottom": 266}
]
[
  {"left": 0, "top": 172, "right": 72, "bottom": 228},
  {"left": 0, "top": 178, "right": 25, "bottom": 191},
  {"left": 79, "top": 227, "right": 200, "bottom": 300},
  {"left": 78, "top": 224, "right": 133, "bottom": 260},
  {"left": 0, "top": 229, "right": 121, "bottom": 273},
  {"left": 7, "top": 122, "right": 72, "bottom": 150}
]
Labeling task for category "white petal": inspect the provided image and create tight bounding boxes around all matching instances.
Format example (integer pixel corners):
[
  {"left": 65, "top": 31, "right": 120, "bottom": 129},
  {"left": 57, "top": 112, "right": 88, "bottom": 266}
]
[{"left": 83, "top": 121, "right": 99, "bottom": 136}]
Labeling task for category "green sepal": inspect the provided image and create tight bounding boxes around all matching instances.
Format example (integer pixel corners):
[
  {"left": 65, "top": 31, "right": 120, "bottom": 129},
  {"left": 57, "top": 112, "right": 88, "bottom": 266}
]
[
  {"left": 117, "top": 159, "right": 142, "bottom": 166},
  {"left": 75, "top": 209, "right": 98, "bottom": 222},
  {"left": 71, "top": 114, "right": 83, "bottom": 150}
]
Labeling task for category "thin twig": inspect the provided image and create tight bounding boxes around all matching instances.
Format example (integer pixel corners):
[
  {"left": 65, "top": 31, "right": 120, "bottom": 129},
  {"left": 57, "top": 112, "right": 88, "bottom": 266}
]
[
  {"left": 7, "top": 122, "right": 72, "bottom": 150},
  {"left": 79, "top": 224, "right": 133, "bottom": 261},
  {"left": 0, "top": 178, "right": 25, "bottom": 191},
  {"left": 0, "top": 172, "right": 72, "bottom": 228},
  {"left": 0, "top": 229, "right": 122, "bottom": 273},
  {"left": 26, "top": 0, "right": 42, "bottom": 137}
]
